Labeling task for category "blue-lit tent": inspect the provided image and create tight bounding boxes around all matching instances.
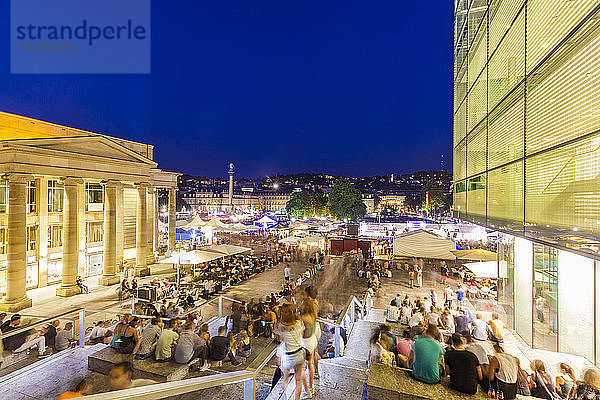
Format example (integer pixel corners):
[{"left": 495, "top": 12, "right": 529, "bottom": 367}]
[
  {"left": 254, "top": 215, "right": 278, "bottom": 229},
  {"left": 175, "top": 228, "right": 202, "bottom": 242}
]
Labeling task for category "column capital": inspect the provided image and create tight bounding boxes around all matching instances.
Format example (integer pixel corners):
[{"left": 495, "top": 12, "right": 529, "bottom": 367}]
[
  {"left": 135, "top": 182, "right": 151, "bottom": 189},
  {"left": 3, "top": 173, "right": 34, "bottom": 183},
  {"left": 102, "top": 179, "right": 121, "bottom": 188},
  {"left": 60, "top": 177, "right": 84, "bottom": 186}
]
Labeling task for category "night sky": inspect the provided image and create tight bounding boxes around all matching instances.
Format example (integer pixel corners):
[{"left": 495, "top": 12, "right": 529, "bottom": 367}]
[{"left": 0, "top": 1, "right": 453, "bottom": 178}]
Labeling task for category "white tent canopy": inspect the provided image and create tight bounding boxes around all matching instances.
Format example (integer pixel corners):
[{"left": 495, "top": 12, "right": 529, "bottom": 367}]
[
  {"left": 179, "top": 215, "right": 207, "bottom": 230},
  {"left": 279, "top": 236, "right": 301, "bottom": 244},
  {"left": 463, "top": 261, "right": 498, "bottom": 278},
  {"left": 202, "top": 244, "right": 251, "bottom": 256},
  {"left": 393, "top": 229, "right": 456, "bottom": 260},
  {"left": 161, "top": 250, "right": 223, "bottom": 265}
]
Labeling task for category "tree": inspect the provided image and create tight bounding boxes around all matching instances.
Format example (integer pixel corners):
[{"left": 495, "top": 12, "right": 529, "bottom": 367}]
[
  {"left": 286, "top": 189, "right": 328, "bottom": 218},
  {"left": 421, "top": 179, "right": 446, "bottom": 213},
  {"left": 327, "top": 177, "right": 366, "bottom": 221}
]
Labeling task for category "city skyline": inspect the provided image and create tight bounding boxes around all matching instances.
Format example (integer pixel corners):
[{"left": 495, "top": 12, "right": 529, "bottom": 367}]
[{"left": 0, "top": 1, "right": 453, "bottom": 177}]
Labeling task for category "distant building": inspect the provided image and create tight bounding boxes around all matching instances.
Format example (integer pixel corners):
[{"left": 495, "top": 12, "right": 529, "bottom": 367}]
[
  {"left": 182, "top": 189, "right": 291, "bottom": 214},
  {"left": 361, "top": 194, "right": 378, "bottom": 214},
  {"left": 379, "top": 194, "right": 405, "bottom": 208}
]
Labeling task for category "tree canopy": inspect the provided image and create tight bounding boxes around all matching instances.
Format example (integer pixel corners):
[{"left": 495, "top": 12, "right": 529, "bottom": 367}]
[
  {"left": 327, "top": 177, "right": 366, "bottom": 221},
  {"left": 286, "top": 189, "right": 327, "bottom": 218}
]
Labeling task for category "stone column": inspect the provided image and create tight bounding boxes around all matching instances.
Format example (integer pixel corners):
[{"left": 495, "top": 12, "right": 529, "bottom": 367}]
[
  {"left": 168, "top": 188, "right": 176, "bottom": 253},
  {"left": 37, "top": 177, "right": 49, "bottom": 287},
  {"left": 115, "top": 184, "right": 124, "bottom": 265},
  {"left": 134, "top": 183, "right": 150, "bottom": 277},
  {"left": 56, "top": 177, "right": 83, "bottom": 297},
  {"left": 146, "top": 186, "right": 155, "bottom": 265},
  {"left": 0, "top": 173, "right": 33, "bottom": 312},
  {"left": 99, "top": 180, "right": 120, "bottom": 285},
  {"left": 153, "top": 189, "right": 159, "bottom": 254}
]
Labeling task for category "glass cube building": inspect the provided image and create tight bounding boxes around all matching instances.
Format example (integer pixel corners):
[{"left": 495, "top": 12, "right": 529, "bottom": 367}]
[{"left": 453, "top": 1, "right": 600, "bottom": 363}]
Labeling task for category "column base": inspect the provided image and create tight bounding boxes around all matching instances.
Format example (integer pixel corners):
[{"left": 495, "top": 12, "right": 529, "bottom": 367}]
[
  {"left": 0, "top": 297, "right": 32, "bottom": 312},
  {"left": 56, "top": 285, "right": 81, "bottom": 297},
  {"left": 98, "top": 275, "right": 121, "bottom": 286},
  {"left": 133, "top": 266, "right": 150, "bottom": 277}
]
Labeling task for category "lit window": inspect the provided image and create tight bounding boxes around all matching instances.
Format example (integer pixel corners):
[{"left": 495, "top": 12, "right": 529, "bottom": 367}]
[
  {"left": 86, "top": 183, "right": 104, "bottom": 211},
  {"left": 27, "top": 181, "right": 37, "bottom": 213},
  {"left": 0, "top": 180, "right": 7, "bottom": 214},
  {"left": 48, "top": 180, "right": 64, "bottom": 213},
  {"left": 86, "top": 221, "right": 103, "bottom": 243},
  {"left": 26, "top": 225, "right": 37, "bottom": 251},
  {"left": 0, "top": 227, "right": 6, "bottom": 254},
  {"left": 48, "top": 225, "right": 63, "bottom": 248}
]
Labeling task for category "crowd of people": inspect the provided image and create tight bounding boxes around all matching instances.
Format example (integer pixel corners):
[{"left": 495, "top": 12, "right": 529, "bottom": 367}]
[
  {"left": 373, "top": 288, "right": 600, "bottom": 399},
  {"left": 0, "top": 314, "right": 76, "bottom": 359}
]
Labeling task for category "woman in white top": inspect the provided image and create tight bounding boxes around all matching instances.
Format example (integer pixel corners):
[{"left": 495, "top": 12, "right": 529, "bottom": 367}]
[
  {"left": 487, "top": 344, "right": 519, "bottom": 399},
  {"left": 275, "top": 304, "right": 310, "bottom": 400}
]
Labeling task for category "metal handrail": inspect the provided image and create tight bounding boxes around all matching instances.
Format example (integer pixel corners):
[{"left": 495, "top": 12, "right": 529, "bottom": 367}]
[{"left": 83, "top": 370, "right": 256, "bottom": 400}]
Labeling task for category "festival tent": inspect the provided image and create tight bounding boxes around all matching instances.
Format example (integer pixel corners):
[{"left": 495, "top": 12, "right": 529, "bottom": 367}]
[
  {"left": 161, "top": 250, "right": 223, "bottom": 265},
  {"left": 205, "top": 217, "right": 229, "bottom": 229},
  {"left": 279, "top": 236, "right": 301, "bottom": 245},
  {"left": 393, "top": 229, "right": 456, "bottom": 260},
  {"left": 203, "top": 244, "right": 252, "bottom": 256},
  {"left": 451, "top": 249, "right": 497, "bottom": 262},
  {"left": 175, "top": 228, "right": 200, "bottom": 242},
  {"left": 462, "top": 260, "right": 498, "bottom": 278},
  {"left": 179, "top": 215, "right": 207, "bottom": 230},
  {"left": 254, "top": 215, "right": 278, "bottom": 228}
]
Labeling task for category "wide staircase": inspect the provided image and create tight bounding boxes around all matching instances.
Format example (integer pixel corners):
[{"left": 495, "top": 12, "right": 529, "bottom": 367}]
[{"left": 265, "top": 308, "right": 383, "bottom": 400}]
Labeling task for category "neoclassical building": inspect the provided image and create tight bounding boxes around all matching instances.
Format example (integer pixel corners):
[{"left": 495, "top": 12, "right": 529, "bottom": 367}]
[{"left": 0, "top": 111, "right": 178, "bottom": 311}]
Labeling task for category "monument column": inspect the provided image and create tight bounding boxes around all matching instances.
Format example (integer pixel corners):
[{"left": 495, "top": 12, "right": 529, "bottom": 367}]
[
  {"left": 0, "top": 173, "right": 33, "bottom": 312},
  {"left": 135, "top": 183, "right": 150, "bottom": 276},
  {"left": 56, "top": 177, "right": 83, "bottom": 297},
  {"left": 99, "top": 180, "right": 120, "bottom": 285},
  {"left": 228, "top": 163, "right": 234, "bottom": 210},
  {"left": 168, "top": 188, "right": 176, "bottom": 253}
]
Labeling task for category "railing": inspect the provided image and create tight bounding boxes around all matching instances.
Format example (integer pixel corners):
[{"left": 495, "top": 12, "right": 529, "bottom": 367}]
[
  {"left": 81, "top": 292, "right": 372, "bottom": 400},
  {"left": 316, "top": 291, "right": 372, "bottom": 357},
  {"left": 1, "top": 290, "right": 373, "bottom": 400}
]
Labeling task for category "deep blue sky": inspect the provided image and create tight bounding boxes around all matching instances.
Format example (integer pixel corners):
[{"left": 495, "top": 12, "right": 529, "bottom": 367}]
[{"left": 0, "top": 1, "right": 453, "bottom": 178}]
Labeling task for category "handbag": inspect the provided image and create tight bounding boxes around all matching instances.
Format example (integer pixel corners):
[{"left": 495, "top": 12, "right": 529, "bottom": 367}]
[{"left": 315, "top": 321, "right": 322, "bottom": 341}]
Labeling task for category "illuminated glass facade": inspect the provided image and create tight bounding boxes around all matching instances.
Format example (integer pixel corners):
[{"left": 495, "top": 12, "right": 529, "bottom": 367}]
[
  {"left": 454, "top": 1, "right": 600, "bottom": 364},
  {"left": 454, "top": 0, "right": 600, "bottom": 252}
]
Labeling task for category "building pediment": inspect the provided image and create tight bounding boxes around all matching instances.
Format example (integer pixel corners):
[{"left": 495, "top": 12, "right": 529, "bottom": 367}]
[{"left": 2, "top": 135, "right": 157, "bottom": 167}]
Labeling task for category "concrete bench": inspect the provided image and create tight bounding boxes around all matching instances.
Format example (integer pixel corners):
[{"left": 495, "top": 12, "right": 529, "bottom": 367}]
[
  {"left": 88, "top": 345, "right": 191, "bottom": 382},
  {"left": 367, "top": 363, "right": 537, "bottom": 400}
]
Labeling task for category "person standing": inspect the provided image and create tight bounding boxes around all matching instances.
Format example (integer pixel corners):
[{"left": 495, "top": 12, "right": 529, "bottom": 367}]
[
  {"left": 445, "top": 333, "right": 482, "bottom": 395},
  {"left": 443, "top": 285, "right": 453, "bottom": 308},
  {"left": 416, "top": 267, "right": 423, "bottom": 288},
  {"left": 274, "top": 304, "right": 310, "bottom": 400},
  {"left": 284, "top": 264, "right": 291, "bottom": 282},
  {"left": 409, "top": 269, "right": 415, "bottom": 289},
  {"left": 456, "top": 286, "right": 466, "bottom": 308}
]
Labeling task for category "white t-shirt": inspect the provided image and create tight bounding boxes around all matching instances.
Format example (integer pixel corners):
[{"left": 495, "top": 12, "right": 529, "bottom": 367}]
[
  {"left": 409, "top": 313, "right": 423, "bottom": 328},
  {"left": 284, "top": 267, "right": 290, "bottom": 278},
  {"left": 471, "top": 318, "right": 488, "bottom": 341},
  {"left": 386, "top": 305, "right": 399, "bottom": 322},
  {"left": 275, "top": 321, "right": 304, "bottom": 353}
]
